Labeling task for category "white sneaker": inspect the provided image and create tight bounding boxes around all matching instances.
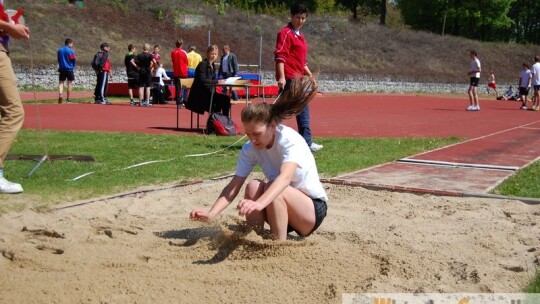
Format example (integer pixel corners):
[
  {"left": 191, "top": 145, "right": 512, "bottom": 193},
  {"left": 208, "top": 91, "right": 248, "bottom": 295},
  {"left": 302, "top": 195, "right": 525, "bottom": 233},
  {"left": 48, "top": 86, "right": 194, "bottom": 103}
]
[
  {"left": 466, "top": 105, "right": 474, "bottom": 111},
  {"left": 521, "top": 105, "right": 528, "bottom": 110},
  {"left": 473, "top": 105, "right": 480, "bottom": 111},
  {"left": 309, "top": 142, "right": 323, "bottom": 152},
  {"left": 0, "top": 176, "right": 23, "bottom": 194}
]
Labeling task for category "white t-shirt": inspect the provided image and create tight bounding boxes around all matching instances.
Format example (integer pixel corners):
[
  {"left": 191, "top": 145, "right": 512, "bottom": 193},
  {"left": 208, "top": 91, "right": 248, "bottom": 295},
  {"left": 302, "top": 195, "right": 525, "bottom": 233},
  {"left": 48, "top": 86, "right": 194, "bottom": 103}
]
[
  {"left": 154, "top": 67, "right": 170, "bottom": 86},
  {"left": 235, "top": 124, "right": 328, "bottom": 202},
  {"left": 470, "top": 58, "right": 481, "bottom": 78},
  {"left": 531, "top": 62, "right": 540, "bottom": 86},
  {"left": 520, "top": 69, "right": 532, "bottom": 88}
]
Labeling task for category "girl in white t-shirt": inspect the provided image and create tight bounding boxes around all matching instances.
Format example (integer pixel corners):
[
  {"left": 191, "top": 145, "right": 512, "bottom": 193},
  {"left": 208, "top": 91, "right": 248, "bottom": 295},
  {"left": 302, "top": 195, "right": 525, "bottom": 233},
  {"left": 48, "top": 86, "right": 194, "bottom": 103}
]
[
  {"left": 154, "top": 61, "right": 170, "bottom": 86},
  {"left": 190, "top": 78, "right": 327, "bottom": 241}
]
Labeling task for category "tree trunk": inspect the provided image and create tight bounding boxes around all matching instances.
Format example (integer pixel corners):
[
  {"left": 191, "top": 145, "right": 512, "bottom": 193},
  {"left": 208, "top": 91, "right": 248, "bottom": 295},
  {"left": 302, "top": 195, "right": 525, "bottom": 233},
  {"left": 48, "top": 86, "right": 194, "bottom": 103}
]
[{"left": 380, "top": 0, "right": 386, "bottom": 25}]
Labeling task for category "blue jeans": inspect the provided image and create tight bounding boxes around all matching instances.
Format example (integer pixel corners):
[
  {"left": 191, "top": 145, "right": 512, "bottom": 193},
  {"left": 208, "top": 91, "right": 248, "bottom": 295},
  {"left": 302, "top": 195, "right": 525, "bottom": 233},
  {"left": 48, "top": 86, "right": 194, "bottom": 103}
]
[
  {"left": 296, "top": 105, "right": 312, "bottom": 146},
  {"left": 283, "top": 79, "right": 312, "bottom": 146},
  {"left": 173, "top": 77, "right": 187, "bottom": 103}
]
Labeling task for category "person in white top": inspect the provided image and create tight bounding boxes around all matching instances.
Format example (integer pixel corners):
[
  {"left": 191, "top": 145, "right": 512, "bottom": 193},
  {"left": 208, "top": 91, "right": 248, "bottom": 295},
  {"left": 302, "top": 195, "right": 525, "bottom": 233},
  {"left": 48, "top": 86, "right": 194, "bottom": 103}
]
[
  {"left": 531, "top": 56, "right": 540, "bottom": 111},
  {"left": 466, "top": 50, "right": 481, "bottom": 111},
  {"left": 154, "top": 61, "right": 170, "bottom": 86},
  {"left": 190, "top": 78, "right": 327, "bottom": 241},
  {"left": 151, "top": 61, "right": 170, "bottom": 104},
  {"left": 518, "top": 63, "right": 532, "bottom": 110}
]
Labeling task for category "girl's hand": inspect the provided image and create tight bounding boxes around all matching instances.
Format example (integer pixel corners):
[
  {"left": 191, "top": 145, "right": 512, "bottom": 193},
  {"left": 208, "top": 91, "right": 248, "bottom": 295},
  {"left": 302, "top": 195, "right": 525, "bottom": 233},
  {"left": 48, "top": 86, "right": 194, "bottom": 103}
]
[
  {"left": 237, "top": 199, "right": 264, "bottom": 216},
  {"left": 189, "top": 209, "right": 216, "bottom": 222}
]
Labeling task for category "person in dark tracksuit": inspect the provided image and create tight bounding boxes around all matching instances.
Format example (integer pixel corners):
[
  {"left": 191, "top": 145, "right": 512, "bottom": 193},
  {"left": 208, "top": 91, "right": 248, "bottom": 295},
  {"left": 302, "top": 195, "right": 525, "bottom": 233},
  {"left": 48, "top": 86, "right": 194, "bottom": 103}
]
[{"left": 93, "top": 42, "right": 112, "bottom": 104}]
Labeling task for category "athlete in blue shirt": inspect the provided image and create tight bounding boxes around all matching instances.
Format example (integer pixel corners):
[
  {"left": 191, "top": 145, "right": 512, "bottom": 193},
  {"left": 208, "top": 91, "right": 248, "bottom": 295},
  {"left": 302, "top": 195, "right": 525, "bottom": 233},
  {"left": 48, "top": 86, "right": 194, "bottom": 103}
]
[{"left": 57, "top": 38, "right": 76, "bottom": 103}]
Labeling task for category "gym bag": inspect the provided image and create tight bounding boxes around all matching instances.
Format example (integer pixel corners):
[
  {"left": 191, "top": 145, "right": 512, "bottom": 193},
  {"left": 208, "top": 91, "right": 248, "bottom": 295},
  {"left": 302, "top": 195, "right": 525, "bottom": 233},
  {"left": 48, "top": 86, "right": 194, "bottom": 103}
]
[{"left": 207, "top": 113, "right": 239, "bottom": 136}]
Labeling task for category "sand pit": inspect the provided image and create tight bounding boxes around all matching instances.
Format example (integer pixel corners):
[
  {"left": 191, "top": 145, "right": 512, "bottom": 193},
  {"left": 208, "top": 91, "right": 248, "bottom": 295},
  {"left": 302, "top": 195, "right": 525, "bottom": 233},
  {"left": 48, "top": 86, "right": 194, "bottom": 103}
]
[{"left": 1, "top": 178, "right": 539, "bottom": 303}]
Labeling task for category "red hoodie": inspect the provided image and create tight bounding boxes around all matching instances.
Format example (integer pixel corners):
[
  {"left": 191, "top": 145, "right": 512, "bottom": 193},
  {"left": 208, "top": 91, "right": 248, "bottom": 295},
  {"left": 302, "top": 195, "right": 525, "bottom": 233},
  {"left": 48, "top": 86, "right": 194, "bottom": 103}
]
[
  {"left": 171, "top": 47, "right": 188, "bottom": 77},
  {"left": 274, "top": 22, "right": 308, "bottom": 80}
]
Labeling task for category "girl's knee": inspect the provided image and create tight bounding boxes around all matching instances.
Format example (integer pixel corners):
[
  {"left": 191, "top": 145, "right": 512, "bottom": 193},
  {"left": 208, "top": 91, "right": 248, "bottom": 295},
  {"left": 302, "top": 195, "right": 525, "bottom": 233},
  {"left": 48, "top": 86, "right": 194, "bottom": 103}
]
[{"left": 244, "top": 179, "right": 267, "bottom": 200}]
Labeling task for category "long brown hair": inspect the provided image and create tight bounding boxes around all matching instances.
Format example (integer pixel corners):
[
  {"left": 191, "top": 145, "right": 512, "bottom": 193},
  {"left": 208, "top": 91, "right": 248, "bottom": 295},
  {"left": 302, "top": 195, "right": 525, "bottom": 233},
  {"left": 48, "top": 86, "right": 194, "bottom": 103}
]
[{"left": 241, "top": 77, "right": 318, "bottom": 125}]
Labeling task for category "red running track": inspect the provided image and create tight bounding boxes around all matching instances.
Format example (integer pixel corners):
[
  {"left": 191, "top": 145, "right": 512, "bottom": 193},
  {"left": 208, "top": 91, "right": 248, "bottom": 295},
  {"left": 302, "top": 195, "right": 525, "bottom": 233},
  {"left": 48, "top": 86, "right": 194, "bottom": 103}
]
[{"left": 22, "top": 93, "right": 540, "bottom": 138}]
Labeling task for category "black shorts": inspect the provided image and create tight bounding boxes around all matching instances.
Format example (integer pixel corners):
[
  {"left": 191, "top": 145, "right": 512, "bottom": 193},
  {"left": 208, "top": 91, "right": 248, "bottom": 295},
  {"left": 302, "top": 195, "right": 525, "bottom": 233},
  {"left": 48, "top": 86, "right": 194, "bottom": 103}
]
[
  {"left": 287, "top": 198, "right": 327, "bottom": 236},
  {"left": 127, "top": 77, "right": 139, "bottom": 89},
  {"left": 138, "top": 71, "right": 152, "bottom": 87},
  {"left": 519, "top": 87, "right": 530, "bottom": 96},
  {"left": 469, "top": 77, "right": 480, "bottom": 87},
  {"left": 59, "top": 70, "right": 75, "bottom": 82},
  {"left": 534, "top": 85, "right": 540, "bottom": 92}
]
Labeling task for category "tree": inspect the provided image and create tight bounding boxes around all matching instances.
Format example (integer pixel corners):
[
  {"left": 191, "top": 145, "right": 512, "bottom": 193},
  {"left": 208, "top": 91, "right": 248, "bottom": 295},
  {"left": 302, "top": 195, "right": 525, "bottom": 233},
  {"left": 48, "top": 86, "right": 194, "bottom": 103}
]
[
  {"left": 398, "top": 0, "right": 515, "bottom": 42},
  {"left": 507, "top": 0, "right": 540, "bottom": 44},
  {"left": 335, "top": 0, "right": 383, "bottom": 22},
  {"left": 380, "top": 0, "right": 386, "bottom": 25}
]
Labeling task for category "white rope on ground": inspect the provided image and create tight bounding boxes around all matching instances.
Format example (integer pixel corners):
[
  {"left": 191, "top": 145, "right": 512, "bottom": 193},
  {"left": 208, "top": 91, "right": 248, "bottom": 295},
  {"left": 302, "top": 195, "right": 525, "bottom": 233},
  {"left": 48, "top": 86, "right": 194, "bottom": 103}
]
[
  {"left": 66, "top": 135, "right": 248, "bottom": 181},
  {"left": 185, "top": 135, "right": 246, "bottom": 157},
  {"left": 119, "top": 158, "right": 176, "bottom": 170},
  {"left": 70, "top": 171, "right": 95, "bottom": 181}
]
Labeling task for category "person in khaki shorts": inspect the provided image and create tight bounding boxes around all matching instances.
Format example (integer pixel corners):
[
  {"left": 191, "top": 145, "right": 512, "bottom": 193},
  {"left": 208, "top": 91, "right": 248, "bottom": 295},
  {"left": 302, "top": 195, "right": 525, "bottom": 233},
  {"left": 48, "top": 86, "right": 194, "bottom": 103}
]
[{"left": 0, "top": 5, "right": 30, "bottom": 194}]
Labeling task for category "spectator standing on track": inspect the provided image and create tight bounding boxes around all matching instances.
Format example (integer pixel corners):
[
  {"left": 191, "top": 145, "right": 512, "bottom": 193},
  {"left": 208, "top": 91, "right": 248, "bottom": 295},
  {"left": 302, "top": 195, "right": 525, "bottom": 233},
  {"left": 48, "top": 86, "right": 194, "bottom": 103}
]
[
  {"left": 486, "top": 71, "right": 499, "bottom": 97},
  {"left": 57, "top": 38, "right": 76, "bottom": 104},
  {"left": 92, "top": 42, "right": 112, "bottom": 105},
  {"left": 531, "top": 56, "right": 540, "bottom": 111},
  {"left": 124, "top": 44, "right": 139, "bottom": 105},
  {"left": 132, "top": 43, "right": 156, "bottom": 107},
  {"left": 219, "top": 44, "right": 239, "bottom": 101},
  {"left": 274, "top": 2, "right": 323, "bottom": 152},
  {"left": 518, "top": 63, "right": 532, "bottom": 110},
  {"left": 171, "top": 38, "right": 188, "bottom": 107},
  {"left": 466, "top": 50, "right": 481, "bottom": 111},
  {"left": 187, "top": 45, "right": 202, "bottom": 78},
  {"left": 189, "top": 78, "right": 327, "bottom": 241},
  {"left": 0, "top": 3, "right": 30, "bottom": 194}
]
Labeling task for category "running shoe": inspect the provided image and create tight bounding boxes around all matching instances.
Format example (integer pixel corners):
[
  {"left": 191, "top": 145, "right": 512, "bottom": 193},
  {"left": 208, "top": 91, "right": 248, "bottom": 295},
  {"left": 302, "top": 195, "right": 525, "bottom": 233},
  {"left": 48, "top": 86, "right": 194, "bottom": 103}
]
[
  {"left": 473, "top": 105, "right": 480, "bottom": 111},
  {"left": 533, "top": 106, "right": 539, "bottom": 111},
  {"left": 466, "top": 105, "right": 474, "bottom": 111},
  {"left": 58, "top": 97, "right": 63, "bottom": 104},
  {"left": 0, "top": 176, "right": 23, "bottom": 194},
  {"left": 521, "top": 105, "right": 528, "bottom": 110},
  {"left": 310, "top": 142, "right": 324, "bottom": 152}
]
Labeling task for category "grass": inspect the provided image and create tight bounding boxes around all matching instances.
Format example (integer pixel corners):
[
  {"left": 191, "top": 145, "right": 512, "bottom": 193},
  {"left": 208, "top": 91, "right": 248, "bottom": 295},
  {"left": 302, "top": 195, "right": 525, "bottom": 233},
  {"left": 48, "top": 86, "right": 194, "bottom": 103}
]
[
  {"left": 493, "top": 161, "right": 540, "bottom": 198},
  {"left": 1, "top": 130, "right": 460, "bottom": 215},
  {"left": 526, "top": 268, "right": 540, "bottom": 292}
]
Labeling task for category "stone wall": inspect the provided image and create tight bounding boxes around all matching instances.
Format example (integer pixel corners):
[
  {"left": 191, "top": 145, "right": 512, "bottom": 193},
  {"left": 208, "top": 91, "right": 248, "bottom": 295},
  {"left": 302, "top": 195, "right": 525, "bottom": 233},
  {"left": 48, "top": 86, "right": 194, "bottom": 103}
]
[{"left": 14, "top": 65, "right": 492, "bottom": 95}]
